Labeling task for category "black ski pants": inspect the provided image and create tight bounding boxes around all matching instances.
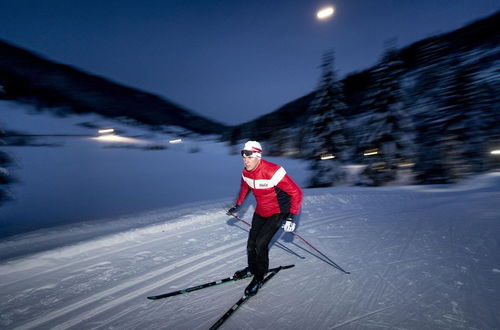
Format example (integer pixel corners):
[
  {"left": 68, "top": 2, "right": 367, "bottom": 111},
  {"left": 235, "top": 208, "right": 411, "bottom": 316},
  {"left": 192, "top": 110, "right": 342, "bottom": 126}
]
[{"left": 247, "top": 212, "right": 283, "bottom": 279}]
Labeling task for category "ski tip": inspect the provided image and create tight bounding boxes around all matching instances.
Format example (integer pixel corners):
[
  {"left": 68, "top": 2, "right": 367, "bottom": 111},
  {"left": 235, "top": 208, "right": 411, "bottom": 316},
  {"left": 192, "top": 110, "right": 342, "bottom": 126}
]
[{"left": 281, "top": 264, "right": 295, "bottom": 269}]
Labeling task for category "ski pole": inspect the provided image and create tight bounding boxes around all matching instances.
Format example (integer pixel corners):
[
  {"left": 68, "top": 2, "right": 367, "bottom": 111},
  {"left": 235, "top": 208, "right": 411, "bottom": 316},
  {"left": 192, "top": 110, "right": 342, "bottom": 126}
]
[
  {"left": 226, "top": 210, "right": 305, "bottom": 259},
  {"left": 231, "top": 213, "right": 251, "bottom": 227},
  {"left": 227, "top": 211, "right": 349, "bottom": 274},
  {"left": 291, "top": 231, "right": 350, "bottom": 274}
]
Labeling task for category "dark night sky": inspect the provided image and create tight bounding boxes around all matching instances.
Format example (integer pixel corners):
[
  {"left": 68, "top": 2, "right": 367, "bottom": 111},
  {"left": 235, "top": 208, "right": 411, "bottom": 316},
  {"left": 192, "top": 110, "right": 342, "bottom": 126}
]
[{"left": 1, "top": 0, "right": 498, "bottom": 125}]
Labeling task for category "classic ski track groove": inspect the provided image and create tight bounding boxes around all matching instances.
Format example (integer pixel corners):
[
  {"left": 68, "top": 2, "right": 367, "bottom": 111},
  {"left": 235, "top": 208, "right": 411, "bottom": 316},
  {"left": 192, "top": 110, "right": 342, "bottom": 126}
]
[
  {"left": 52, "top": 246, "right": 246, "bottom": 330},
  {"left": 92, "top": 262, "right": 233, "bottom": 329},
  {"left": 0, "top": 218, "right": 225, "bottom": 287},
  {"left": 12, "top": 238, "right": 246, "bottom": 330}
]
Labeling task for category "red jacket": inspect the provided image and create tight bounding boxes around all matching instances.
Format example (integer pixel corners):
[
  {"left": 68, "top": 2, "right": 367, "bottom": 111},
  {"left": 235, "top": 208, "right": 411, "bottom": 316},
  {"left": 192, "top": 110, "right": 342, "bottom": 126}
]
[{"left": 236, "top": 159, "right": 303, "bottom": 217}]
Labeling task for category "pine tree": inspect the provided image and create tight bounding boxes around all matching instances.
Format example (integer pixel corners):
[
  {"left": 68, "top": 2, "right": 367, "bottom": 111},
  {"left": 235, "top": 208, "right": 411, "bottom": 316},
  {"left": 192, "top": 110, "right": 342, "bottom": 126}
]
[
  {"left": 359, "top": 45, "right": 413, "bottom": 185},
  {"left": 304, "top": 51, "right": 349, "bottom": 187},
  {"left": 415, "top": 54, "right": 492, "bottom": 182},
  {"left": 411, "top": 41, "right": 451, "bottom": 183}
]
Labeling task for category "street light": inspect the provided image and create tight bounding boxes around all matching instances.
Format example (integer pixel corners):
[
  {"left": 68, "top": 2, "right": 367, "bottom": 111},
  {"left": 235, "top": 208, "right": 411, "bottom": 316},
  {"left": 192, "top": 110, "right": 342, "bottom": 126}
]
[
  {"left": 92, "top": 134, "right": 145, "bottom": 144},
  {"left": 320, "top": 154, "right": 335, "bottom": 160},
  {"left": 363, "top": 149, "right": 379, "bottom": 156},
  {"left": 98, "top": 128, "right": 115, "bottom": 135}
]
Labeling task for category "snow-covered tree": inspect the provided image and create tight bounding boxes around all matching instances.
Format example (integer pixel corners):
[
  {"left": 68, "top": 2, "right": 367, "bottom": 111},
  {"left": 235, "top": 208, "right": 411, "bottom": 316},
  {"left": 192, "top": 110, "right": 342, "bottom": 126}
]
[
  {"left": 358, "top": 45, "right": 413, "bottom": 185},
  {"left": 304, "top": 51, "right": 349, "bottom": 187},
  {"left": 415, "top": 54, "right": 493, "bottom": 182}
]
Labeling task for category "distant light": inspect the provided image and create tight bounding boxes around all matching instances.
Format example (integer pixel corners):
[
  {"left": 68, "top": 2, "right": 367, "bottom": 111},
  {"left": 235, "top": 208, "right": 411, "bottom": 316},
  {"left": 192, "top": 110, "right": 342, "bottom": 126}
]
[
  {"left": 491, "top": 149, "right": 500, "bottom": 155},
  {"left": 317, "top": 6, "right": 334, "bottom": 20},
  {"left": 363, "top": 149, "right": 379, "bottom": 156},
  {"left": 320, "top": 154, "right": 336, "bottom": 160},
  {"left": 398, "top": 163, "right": 415, "bottom": 168},
  {"left": 91, "top": 135, "right": 144, "bottom": 144},
  {"left": 169, "top": 139, "right": 182, "bottom": 144},
  {"left": 98, "top": 128, "right": 115, "bottom": 135}
]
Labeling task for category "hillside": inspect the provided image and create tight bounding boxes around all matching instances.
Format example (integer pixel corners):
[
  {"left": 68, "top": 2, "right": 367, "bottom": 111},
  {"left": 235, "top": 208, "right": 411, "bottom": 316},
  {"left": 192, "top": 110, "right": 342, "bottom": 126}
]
[
  {"left": 0, "top": 40, "right": 228, "bottom": 135},
  {"left": 231, "top": 11, "right": 500, "bottom": 146}
]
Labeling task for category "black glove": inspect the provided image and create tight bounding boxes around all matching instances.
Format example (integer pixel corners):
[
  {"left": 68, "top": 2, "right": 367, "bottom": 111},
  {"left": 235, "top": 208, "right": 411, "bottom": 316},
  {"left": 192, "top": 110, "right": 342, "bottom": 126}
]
[{"left": 226, "top": 204, "right": 240, "bottom": 216}]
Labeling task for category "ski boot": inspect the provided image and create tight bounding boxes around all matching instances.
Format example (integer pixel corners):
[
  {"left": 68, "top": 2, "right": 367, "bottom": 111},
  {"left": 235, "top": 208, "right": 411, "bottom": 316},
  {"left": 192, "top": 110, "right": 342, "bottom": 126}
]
[
  {"left": 233, "top": 267, "right": 250, "bottom": 280},
  {"left": 244, "top": 275, "right": 264, "bottom": 296}
]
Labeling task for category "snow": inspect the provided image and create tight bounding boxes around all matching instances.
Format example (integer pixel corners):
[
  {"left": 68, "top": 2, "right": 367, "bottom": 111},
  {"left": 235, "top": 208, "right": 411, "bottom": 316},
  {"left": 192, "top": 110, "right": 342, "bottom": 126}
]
[{"left": 1, "top": 102, "right": 500, "bottom": 329}]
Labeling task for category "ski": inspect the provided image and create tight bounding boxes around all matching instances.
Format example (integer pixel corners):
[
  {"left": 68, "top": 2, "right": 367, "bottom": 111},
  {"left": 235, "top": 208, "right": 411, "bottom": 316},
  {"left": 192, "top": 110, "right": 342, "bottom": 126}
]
[
  {"left": 147, "top": 264, "right": 294, "bottom": 300},
  {"left": 209, "top": 264, "right": 293, "bottom": 330}
]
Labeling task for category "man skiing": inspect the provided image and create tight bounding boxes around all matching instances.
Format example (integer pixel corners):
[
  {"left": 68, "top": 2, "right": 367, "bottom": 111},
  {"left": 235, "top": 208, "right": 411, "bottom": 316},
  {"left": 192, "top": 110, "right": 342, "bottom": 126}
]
[{"left": 227, "top": 141, "right": 303, "bottom": 296}]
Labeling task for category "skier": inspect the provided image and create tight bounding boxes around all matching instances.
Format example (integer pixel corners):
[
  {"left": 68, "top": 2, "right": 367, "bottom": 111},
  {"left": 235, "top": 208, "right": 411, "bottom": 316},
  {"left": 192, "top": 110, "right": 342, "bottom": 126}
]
[{"left": 227, "top": 141, "right": 303, "bottom": 296}]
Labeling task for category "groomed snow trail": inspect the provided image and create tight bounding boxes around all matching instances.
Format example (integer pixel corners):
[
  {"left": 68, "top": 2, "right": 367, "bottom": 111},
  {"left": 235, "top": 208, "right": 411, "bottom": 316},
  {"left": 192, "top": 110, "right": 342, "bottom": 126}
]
[{"left": 1, "top": 176, "right": 500, "bottom": 329}]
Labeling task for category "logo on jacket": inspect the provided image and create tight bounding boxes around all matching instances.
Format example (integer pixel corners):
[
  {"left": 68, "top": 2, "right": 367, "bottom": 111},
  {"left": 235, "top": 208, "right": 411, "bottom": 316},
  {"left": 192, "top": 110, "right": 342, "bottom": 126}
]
[{"left": 258, "top": 183, "right": 269, "bottom": 188}]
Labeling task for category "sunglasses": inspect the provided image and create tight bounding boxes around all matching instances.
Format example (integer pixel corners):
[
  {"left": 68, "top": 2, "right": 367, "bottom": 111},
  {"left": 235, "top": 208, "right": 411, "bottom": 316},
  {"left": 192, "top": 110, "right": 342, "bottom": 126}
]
[{"left": 241, "top": 150, "right": 257, "bottom": 157}]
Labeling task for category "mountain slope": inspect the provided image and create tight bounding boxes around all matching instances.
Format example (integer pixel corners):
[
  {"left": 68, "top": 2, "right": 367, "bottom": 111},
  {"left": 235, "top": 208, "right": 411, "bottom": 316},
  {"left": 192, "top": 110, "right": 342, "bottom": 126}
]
[{"left": 0, "top": 40, "right": 227, "bottom": 135}]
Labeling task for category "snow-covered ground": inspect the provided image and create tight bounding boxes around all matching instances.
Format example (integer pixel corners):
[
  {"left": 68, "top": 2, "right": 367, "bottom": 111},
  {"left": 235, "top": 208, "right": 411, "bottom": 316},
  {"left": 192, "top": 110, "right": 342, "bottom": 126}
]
[
  {"left": 1, "top": 103, "right": 500, "bottom": 329},
  {"left": 1, "top": 175, "right": 500, "bottom": 329}
]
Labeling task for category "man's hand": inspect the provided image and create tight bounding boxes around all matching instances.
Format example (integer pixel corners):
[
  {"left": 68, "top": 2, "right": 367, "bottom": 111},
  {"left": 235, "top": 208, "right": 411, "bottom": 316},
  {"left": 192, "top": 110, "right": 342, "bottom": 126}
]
[
  {"left": 283, "top": 220, "right": 295, "bottom": 232},
  {"left": 282, "top": 213, "right": 296, "bottom": 232},
  {"left": 226, "top": 204, "right": 239, "bottom": 216}
]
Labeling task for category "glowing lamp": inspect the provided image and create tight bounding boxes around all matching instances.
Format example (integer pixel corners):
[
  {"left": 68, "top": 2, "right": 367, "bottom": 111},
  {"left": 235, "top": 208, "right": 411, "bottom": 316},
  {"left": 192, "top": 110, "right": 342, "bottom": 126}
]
[
  {"left": 98, "top": 128, "right": 115, "bottom": 135},
  {"left": 320, "top": 154, "right": 336, "bottom": 160},
  {"left": 363, "top": 149, "right": 379, "bottom": 156}
]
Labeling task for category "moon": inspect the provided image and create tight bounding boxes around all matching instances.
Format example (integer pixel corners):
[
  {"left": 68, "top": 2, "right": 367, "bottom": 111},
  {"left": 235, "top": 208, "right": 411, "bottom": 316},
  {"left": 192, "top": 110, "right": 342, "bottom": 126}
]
[{"left": 317, "top": 6, "right": 335, "bottom": 20}]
